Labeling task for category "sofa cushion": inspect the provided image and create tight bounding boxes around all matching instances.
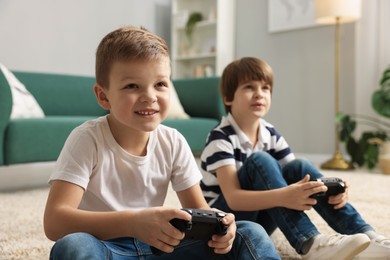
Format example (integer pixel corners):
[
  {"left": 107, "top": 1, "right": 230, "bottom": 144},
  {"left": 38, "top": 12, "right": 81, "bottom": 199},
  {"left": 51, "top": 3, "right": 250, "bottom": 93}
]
[
  {"left": 162, "top": 118, "right": 219, "bottom": 155},
  {"left": 166, "top": 83, "right": 190, "bottom": 119},
  {"left": 0, "top": 64, "right": 45, "bottom": 119},
  {"left": 173, "top": 77, "right": 225, "bottom": 120},
  {"left": 4, "top": 116, "right": 96, "bottom": 165},
  {"left": 14, "top": 72, "right": 107, "bottom": 117}
]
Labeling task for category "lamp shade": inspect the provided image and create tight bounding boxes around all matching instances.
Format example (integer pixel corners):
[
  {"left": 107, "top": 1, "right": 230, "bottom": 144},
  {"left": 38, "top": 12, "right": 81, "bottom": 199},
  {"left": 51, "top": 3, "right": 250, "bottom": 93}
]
[{"left": 315, "top": 0, "right": 361, "bottom": 24}]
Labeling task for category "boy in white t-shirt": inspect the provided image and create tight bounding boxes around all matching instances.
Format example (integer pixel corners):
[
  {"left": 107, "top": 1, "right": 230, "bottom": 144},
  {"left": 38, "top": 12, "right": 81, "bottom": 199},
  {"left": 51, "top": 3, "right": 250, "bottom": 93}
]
[{"left": 43, "top": 26, "right": 280, "bottom": 259}]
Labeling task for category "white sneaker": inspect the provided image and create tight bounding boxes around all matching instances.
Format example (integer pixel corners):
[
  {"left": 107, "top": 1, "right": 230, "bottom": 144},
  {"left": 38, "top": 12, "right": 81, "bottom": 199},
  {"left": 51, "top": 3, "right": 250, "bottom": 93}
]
[
  {"left": 301, "top": 233, "right": 371, "bottom": 260},
  {"left": 354, "top": 235, "right": 390, "bottom": 259}
]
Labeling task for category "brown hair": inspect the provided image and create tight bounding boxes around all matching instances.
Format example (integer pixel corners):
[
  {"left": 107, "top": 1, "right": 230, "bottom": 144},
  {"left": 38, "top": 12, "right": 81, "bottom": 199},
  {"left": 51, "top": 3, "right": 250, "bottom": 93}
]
[
  {"left": 95, "top": 25, "right": 170, "bottom": 88},
  {"left": 221, "top": 57, "right": 273, "bottom": 113}
]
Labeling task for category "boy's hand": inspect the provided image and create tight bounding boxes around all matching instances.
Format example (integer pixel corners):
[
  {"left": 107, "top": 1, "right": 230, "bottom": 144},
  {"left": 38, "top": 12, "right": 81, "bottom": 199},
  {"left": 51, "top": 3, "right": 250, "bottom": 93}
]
[
  {"left": 328, "top": 181, "right": 349, "bottom": 209},
  {"left": 209, "top": 209, "right": 236, "bottom": 254},
  {"left": 132, "top": 207, "right": 191, "bottom": 254},
  {"left": 284, "top": 175, "right": 327, "bottom": 211}
]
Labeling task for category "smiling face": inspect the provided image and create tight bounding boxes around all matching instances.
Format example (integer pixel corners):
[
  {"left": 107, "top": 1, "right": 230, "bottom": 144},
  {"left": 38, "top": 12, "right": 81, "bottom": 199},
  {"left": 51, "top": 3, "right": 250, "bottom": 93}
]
[
  {"left": 94, "top": 57, "right": 171, "bottom": 136},
  {"left": 225, "top": 80, "right": 271, "bottom": 121}
]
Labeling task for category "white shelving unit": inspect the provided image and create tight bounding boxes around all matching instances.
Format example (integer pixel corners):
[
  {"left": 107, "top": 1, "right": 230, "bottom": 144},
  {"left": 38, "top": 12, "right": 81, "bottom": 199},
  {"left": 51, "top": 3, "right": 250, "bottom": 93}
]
[{"left": 171, "top": 0, "right": 235, "bottom": 79}]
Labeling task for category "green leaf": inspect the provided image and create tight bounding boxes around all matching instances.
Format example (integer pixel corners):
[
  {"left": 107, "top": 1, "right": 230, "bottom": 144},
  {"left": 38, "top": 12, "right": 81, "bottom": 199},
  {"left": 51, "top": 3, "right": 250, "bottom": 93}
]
[
  {"left": 185, "top": 12, "right": 203, "bottom": 41},
  {"left": 365, "top": 144, "right": 379, "bottom": 169},
  {"left": 380, "top": 75, "right": 390, "bottom": 87},
  {"left": 346, "top": 138, "right": 364, "bottom": 166},
  {"left": 372, "top": 65, "right": 390, "bottom": 118},
  {"left": 372, "top": 91, "right": 390, "bottom": 117},
  {"left": 339, "top": 115, "right": 356, "bottom": 142}
]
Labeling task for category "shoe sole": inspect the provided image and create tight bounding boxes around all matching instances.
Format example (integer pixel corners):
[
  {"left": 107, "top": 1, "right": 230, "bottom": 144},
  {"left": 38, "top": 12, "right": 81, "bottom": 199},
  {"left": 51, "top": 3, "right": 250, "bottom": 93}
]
[{"left": 342, "top": 239, "right": 371, "bottom": 260}]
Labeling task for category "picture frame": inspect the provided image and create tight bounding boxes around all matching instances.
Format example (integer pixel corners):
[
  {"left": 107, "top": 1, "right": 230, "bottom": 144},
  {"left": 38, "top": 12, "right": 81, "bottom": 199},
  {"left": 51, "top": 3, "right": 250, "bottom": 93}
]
[{"left": 268, "top": 0, "right": 318, "bottom": 33}]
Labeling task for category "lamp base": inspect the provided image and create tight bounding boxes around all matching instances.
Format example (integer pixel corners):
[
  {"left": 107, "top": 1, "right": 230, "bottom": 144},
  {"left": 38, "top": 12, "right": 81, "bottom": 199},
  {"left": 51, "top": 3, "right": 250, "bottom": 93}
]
[{"left": 320, "top": 150, "right": 354, "bottom": 170}]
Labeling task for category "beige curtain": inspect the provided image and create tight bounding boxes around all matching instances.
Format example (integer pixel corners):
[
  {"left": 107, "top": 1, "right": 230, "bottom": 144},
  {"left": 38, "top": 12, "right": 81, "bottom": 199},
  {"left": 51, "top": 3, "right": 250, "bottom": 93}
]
[{"left": 355, "top": 0, "right": 390, "bottom": 119}]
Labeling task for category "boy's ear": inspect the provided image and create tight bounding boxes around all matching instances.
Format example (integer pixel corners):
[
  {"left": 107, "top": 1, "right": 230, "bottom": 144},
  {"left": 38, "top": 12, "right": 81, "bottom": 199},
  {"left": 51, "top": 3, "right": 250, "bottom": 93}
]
[
  {"left": 94, "top": 84, "right": 110, "bottom": 110},
  {"left": 223, "top": 96, "right": 232, "bottom": 106}
]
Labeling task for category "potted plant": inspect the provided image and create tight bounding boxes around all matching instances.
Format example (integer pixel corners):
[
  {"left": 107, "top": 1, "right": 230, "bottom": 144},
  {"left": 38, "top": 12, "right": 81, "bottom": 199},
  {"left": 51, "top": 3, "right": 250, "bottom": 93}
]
[
  {"left": 339, "top": 65, "right": 390, "bottom": 171},
  {"left": 185, "top": 12, "right": 203, "bottom": 48},
  {"left": 373, "top": 65, "right": 390, "bottom": 174},
  {"left": 338, "top": 114, "right": 389, "bottom": 169}
]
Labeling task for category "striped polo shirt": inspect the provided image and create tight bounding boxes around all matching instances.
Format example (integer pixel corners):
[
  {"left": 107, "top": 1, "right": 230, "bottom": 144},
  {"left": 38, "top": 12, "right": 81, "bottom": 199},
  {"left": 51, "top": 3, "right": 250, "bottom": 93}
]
[{"left": 200, "top": 113, "right": 295, "bottom": 204}]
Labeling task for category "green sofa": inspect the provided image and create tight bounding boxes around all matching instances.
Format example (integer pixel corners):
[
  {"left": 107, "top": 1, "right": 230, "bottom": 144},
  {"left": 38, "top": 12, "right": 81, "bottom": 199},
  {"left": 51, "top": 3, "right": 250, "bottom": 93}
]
[{"left": 0, "top": 72, "right": 224, "bottom": 166}]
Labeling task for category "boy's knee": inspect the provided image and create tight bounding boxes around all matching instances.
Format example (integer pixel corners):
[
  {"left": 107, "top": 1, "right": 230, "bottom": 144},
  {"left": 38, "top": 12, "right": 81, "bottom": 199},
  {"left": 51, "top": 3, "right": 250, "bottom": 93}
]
[
  {"left": 248, "top": 151, "right": 272, "bottom": 162},
  {"left": 51, "top": 232, "right": 101, "bottom": 259},
  {"left": 287, "top": 158, "right": 309, "bottom": 167},
  {"left": 247, "top": 152, "right": 280, "bottom": 170},
  {"left": 236, "top": 221, "right": 276, "bottom": 246},
  {"left": 236, "top": 220, "right": 265, "bottom": 234},
  {"left": 55, "top": 232, "right": 94, "bottom": 247},
  {"left": 283, "top": 158, "right": 322, "bottom": 181}
]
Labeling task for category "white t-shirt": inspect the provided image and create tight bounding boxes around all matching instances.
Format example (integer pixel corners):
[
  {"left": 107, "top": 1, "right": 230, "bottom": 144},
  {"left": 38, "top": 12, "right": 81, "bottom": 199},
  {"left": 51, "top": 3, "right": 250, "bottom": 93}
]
[{"left": 49, "top": 116, "right": 202, "bottom": 211}]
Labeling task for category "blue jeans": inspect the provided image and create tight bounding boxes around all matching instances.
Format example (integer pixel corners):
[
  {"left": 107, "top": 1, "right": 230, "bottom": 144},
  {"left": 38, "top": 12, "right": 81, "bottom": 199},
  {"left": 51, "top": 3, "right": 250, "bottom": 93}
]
[
  {"left": 49, "top": 220, "right": 280, "bottom": 260},
  {"left": 212, "top": 152, "right": 373, "bottom": 254}
]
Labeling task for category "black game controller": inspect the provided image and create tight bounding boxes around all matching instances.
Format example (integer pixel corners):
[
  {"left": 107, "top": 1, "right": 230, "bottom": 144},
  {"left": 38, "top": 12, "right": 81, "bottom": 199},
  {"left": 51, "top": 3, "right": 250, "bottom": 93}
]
[
  {"left": 310, "top": 177, "right": 346, "bottom": 198},
  {"left": 151, "top": 208, "right": 228, "bottom": 256}
]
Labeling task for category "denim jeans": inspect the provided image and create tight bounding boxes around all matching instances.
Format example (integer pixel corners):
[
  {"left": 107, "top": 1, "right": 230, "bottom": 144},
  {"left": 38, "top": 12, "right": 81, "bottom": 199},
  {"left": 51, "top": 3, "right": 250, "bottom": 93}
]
[
  {"left": 212, "top": 152, "right": 373, "bottom": 254},
  {"left": 49, "top": 220, "right": 280, "bottom": 260}
]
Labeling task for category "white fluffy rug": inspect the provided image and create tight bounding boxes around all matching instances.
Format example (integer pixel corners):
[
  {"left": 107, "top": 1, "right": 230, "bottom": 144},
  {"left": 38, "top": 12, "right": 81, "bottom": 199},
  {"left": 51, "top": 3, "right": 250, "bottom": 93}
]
[{"left": 0, "top": 169, "right": 389, "bottom": 259}]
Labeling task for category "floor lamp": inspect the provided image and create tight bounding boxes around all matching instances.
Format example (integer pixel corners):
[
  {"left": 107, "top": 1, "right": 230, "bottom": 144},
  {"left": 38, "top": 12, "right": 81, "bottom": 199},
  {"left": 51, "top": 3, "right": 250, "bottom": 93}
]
[{"left": 315, "top": 0, "right": 361, "bottom": 170}]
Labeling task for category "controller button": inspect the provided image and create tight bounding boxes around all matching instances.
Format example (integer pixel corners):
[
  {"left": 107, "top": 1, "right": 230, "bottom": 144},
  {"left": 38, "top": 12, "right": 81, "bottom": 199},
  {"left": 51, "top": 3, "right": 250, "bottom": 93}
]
[{"left": 217, "top": 212, "right": 225, "bottom": 217}]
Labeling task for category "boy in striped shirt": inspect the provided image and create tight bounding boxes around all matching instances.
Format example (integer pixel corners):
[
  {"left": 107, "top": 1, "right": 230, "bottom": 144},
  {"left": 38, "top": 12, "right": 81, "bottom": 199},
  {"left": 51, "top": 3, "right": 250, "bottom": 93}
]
[{"left": 200, "top": 57, "right": 389, "bottom": 259}]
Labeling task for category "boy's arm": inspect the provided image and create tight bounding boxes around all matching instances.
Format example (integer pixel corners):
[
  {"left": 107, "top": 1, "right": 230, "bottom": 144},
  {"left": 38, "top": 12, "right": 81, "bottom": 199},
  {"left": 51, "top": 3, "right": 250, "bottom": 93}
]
[
  {"left": 44, "top": 180, "right": 136, "bottom": 241},
  {"left": 177, "top": 184, "right": 236, "bottom": 255},
  {"left": 44, "top": 180, "right": 191, "bottom": 254},
  {"left": 216, "top": 165, "right": 327, "bottom": 211}
]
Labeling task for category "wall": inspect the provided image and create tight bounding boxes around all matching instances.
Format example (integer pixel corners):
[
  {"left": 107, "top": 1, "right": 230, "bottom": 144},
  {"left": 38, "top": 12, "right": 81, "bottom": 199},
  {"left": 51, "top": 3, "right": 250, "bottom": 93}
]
[
  {"left": 0, "top": 0, "right": 377, "bottom": 156},
  {"left": 0, "top": 0, "right": 171, "bottom": 76},
  {"left": 236, "top": 0, "right": 357, "bottom": 155}
]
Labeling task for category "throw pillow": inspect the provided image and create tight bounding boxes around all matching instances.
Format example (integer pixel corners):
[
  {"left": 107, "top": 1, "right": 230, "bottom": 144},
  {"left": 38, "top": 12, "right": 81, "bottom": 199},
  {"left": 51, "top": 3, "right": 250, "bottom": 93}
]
[
  {"left": 167, "top": 83, "right": 190, "bottom": 119},
  {"left": 0, "top": 63, "right": 45, "bottom": 119}
]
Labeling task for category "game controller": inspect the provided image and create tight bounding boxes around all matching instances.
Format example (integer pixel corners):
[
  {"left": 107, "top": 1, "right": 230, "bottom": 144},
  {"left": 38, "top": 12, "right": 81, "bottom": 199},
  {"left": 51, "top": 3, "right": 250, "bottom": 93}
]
[
  {"left": 151, "top": 208, "right": 228, "bottom": 256},
  {"left": 310, "top": 177, "right": 346, "bottom": 198}
]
